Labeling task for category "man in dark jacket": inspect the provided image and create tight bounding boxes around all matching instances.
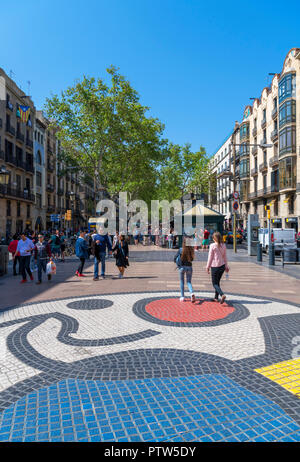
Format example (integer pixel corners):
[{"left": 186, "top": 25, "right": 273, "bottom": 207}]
[
  {"left": 75, "top": 230, "right": 89, "bottom": 277},
  {"left": 91, "top": 230, "right": 112, "bottom": 280}
]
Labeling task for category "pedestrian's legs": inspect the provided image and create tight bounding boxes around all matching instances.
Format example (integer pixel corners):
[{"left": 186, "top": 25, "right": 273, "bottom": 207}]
[
  {"left": 186, "top": 268, "right": 194, "bottom": 295},
  {"left": 179, "top": 268, "right": 185, "bottom": 298},
  {"left": 78, "top": 258, "right": 85, "bottom": 274},
  {"left": 19, "top": 256, "right": 26, "bottom": 280},
  {"left": 37, "top": 259, "right": 43, "bottom": 282},
  {"left": 13, "top": 257, "right": 18, "bottom": 275},
  {"left": 211, "top": 266, "right": 225, "bottom": 298},
  {"left": 100, "top": 252, "right": 106, "bottom": 276},
  {"left": 94, "top": 257, "right": 99, "bottom": 278},
  {"left": 24, "top": 256, "right": 32, "bottom": 278}
]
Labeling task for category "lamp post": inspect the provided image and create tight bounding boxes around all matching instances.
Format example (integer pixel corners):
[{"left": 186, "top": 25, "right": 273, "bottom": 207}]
[{"left": 69, "top": 192, "right": 75, "bottom": 234}]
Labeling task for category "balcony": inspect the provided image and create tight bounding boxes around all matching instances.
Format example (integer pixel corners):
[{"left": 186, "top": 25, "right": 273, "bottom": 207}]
[
  {"left": 16, "top": 157, "right": 26, "bottom": 170},
  {"left": 248, "top": 191, "right": 258, "bottom": 199},
  {"left": 25, "top": 163, "right": 34, "bottom": 174},
  {"left": 269, "top": 155, "right": 279, "bottom": 168},
  {"left": 252, "top": 127, "right": 257, "bottom": 137},
  {"left": 270, "top": 128, "right": 278, "bottom": 142},
  {"left": 47, "top": 145, "right": 53, "bottom": 155},
  {"left": 0, "top": 184, "right": 35, "bottom": 202},
  {"left": 239, "top": 147, "right": 250, "bottom": 158},
  {"left": 5, "top": 153, "right": 16, "bottom": 166},
  {"left": 261, "top": 118, "right": 267, "bottom": 129},
  {"left": 47, "top": 206, "right": 55, "bottom": 213},
  {"left": 240, "top": 170, "right": 250, "bottom": 179},
  {"left": 252, "top": 146, "right": 258, "bottom": 156},
  {"left": 260, "top": 138, "right": 267, "bottom": 146},
  {"left": 217, "top": 168, "right": 232, "bottom": 178},
  {"left": 26, "top": 138, "right": 33, "bottom": 149},
  {"left": 57, "top": 188, "right": 64, "bottom": 196},
  {"left": 0, "top": 150, "right": 4, "bottom": 160},
  {"left": 6, "top": 101, "right": 13, "bottom": 111},
  {"left": 259, "top": 161, "right": 268, "bottom": 173},
  {"left": 46, "top": 184, "right": 55, "bottom": 193},
  {"left": 251, "top": 167, "right": 258, "bottom": 176},
  {"left": 272, "top": 107, "right": 278, "bottom": 120},
  {"left": 0, "top": 118, "right": 2, "bottom": 129},
  {"left": 6, "top": 124, "right": 15, "bottom": 137},
  {"left": 47, "top": 162, "right": 54, "bottom": 172},
  {"left": 16, "top": 131, "right": 25, "bottom": 143}
]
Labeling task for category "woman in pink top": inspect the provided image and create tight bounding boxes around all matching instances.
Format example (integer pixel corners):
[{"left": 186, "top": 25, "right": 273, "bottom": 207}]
[{"left": 206, "top": 231, "right": 229, "bottom": 304}]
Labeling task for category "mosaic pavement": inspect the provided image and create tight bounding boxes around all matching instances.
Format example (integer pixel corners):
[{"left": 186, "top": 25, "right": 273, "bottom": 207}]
[{"left": 1, "top": 291, "right": 300, "bottom": 442}]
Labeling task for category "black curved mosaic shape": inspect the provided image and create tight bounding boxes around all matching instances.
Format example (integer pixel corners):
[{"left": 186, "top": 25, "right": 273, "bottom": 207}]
[
  {"left": 66, "top": 299, "right": 114, "bottom": 310},
  {"left": 132, "top": 296, "right": 250, "bottom": 327}
]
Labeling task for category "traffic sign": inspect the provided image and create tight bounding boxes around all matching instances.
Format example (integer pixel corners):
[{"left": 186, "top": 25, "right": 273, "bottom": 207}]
[
  {"left": 233, "top": 192, "right": 239, "bottom": 200},
  {"left": 233, "top": 200, "right": 239, "bottom": 211}
]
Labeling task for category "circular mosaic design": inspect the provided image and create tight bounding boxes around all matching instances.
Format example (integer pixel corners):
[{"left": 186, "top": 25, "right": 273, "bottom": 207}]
[
  {"left": 66, "top": 299, "right": 113, "bottom": 310},
  {"left": 145, "top": 298, "right": 235, "bottom": 323},
  {"left": 133, "top": 295, "right": 250, "bottom": 327}
]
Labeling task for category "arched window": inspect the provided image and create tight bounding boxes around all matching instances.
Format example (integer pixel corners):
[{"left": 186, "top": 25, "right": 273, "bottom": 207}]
[{"left": 36, "top": 150, "right": 42, "bottom": 165}]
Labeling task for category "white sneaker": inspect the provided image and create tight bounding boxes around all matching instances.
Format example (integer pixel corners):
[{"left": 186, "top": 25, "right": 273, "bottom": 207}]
[{"left": 180, "top": 297, "right": 185, "bottom": 302}]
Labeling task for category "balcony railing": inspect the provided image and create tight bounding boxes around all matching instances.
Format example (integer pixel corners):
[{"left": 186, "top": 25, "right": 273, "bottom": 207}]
[
  {"left": 6, "top": 101, "right": 13, "bottom": 111},
  {"left": 269, "top": 155, "right": 279, "bottom": 168},
  {"left": 0, "top": 118, "right": 3, "bottom": 129},
  {"left": 25, "top": 163, "right": 34, "bottom": 174},
  {"left": 248, "top": 191, "right": 257, "bottom": 199},
  {"left": 261, "top": 118, "right": 267, "bottom": 129},
  {"left": 46, "top": 184, "right": 55, "bottom": 193},
  {"left": 5, "top": 153, "right": 16, "bottom": 165},
  {"left": 26, "top": 138, "right": 33, "bottom": 149},
  {"left": 57, "top": 188, "right": 64, "bottom": 196},
  {"left": 251, "top": 167, "right": 258, "bottom": 176},
  {"left": 0, "top": 150, "right": 4, "bottom": 160},
  {"left": 260, "top": 138, "right": 267, "bottom": 146},
  {"left": 272, "top": 107, "right": 278, "bottom": 120},
  {"left": 6, "top": 124, "right": 15, "bottom": 136},
  {"left": 217, "top": 168, "right": 231, "bottom": 178},
  {"left": 240, "top": 170, "right": 250, "bottom": 179},
  {"left": 16, "top": 158, "right": 26, "bottom": 170},
  {"left": 47, "top": 206, "right": 55, "bottom": 213},
  {"left": 0, "top": 185, "right": 35, "bottom": 202},
  {"left": 47, "top": 162, "right": 54, "bottom": 172},
  {"left": 270, "top": 128, "right": 278, "bottom": 141},
  {"left": 259, "top": 161, "right": 268, "bottom": 173},
  {"left": 16, "top": 131, "right": 25, "bottom": 142},
  {"left": 252, "top": 127, "right": 257, "bottom": 137},
  {"left": 252, "top": 146, "right": 258, "bottom": 155}
]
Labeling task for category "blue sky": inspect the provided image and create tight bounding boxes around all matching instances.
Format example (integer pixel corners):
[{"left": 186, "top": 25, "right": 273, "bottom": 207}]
[{"left": 1, "top": 0, "right": 299, "bottom": 156}]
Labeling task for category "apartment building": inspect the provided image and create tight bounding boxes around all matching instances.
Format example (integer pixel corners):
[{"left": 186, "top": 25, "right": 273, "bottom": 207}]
[
  {"left": 0, "top": 68, "right": 35, "bottom": 237},
  {"left": 33, "top": 112, "right": 47, "bottom": 231},
  {"left": 236, "top": 48, "right": 300, "bottom": 231}
]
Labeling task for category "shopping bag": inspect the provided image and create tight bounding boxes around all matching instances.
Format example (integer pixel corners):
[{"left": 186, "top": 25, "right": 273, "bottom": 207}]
[{"left": 46, "top": 260, "right": 56, "bottom": 275}]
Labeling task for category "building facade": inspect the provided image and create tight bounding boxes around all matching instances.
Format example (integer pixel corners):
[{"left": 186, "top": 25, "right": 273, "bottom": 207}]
[
  {"left": 33, "top": 112, "right": 46, "bottom": 231},
  {"left": 0, "top": 68, "right": 35, "bottom": 237}
]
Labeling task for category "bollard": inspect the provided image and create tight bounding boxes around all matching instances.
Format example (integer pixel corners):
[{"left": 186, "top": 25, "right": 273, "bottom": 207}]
[
  {"left": 269, "top": 243, "right": 275, "bottom": 266},
  {"left": 257, "top": 243, "right": 262, "bottom": 262}
]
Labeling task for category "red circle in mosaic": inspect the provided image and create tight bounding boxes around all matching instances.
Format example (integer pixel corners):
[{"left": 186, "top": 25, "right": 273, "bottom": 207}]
[{"left": 145, "top": 298, "right": 235, "bottom": 323}]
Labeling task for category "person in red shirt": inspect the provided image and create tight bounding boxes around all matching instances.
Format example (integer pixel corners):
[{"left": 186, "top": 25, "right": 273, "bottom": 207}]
[
  {"left": 8, "top": 235, "right": 20, "bottom": 276},
  {"left": 202, "top": 228, "right": 210, "bottom": 251}
]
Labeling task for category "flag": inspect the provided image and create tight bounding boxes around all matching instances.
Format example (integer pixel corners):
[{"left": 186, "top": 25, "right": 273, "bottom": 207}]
[{"left": 19, "top": 105, "right": 30, "bottom": 123}]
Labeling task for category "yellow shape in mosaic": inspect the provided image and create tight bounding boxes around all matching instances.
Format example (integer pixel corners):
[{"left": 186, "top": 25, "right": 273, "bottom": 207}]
[{"left": 255, "top": 359, "right": 300, "bottom": 398}]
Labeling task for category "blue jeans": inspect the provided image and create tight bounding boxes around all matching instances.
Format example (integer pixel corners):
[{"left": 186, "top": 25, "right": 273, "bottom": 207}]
[
  {"left": 168, "top": 239, "right": 173, "bottom": 249},
  {"left": 94, "top": 253, "right": 106, "bottom": 277},
  {"left": 37, "top": 258, "right": 47, "bottom": 282},
  {"left": 179, "top": 266, "right": 193, "bottom": 298}
]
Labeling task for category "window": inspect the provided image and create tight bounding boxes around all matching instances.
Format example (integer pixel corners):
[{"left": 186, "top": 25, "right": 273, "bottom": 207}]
[
  {"left": 279, "top": 157, "right": 296, "bottom": 190},
  {"left": 273, "top": 97, "right": 277, "bottom": 110},
  {"left": 263, "top": 109, "right": 266, "bottom": 121},
  {"left": 6, "top": 200, "right": 11, "bottom": 216},
  {"left": 36, "top": 150, "right": 42, "bottom": 165},
  {"left": 279, "top": 126, "right": 296, "bottom": 156},
  {"left": 240, "top": 158, "right": 249, "bottom": 177},
  {"left": 263, "top": 175, "right": 267, "bottom": 191},
  {"left": 240, "top": 143, "right": 249, "bottom": 157},
  {"left": 16, "top": 175, "right": 21, "bottom": 191},
  {"left": 254, "top": 118, "right": 257, "bottom": 129},
  {"left": 254, "top": 178, "right": 257, "bottom": 193},
  {"left": 279, "top": 100, "right": 296, "bottom": 128},
  {"left": 278, "top": 73, "right": 296, "bottom": 104},
  {"left": 17, "top": 202, "right": 21, "bottom": 217},
  {"left": 27, "top": 205, "right": 30, "bottom": 219},
  {"left": 240, "top": 123, "right": 249, "bottom": 141},
  {"left": 36, "top": 171, "right": 42, "bottom": 187},
  {"left": 36, "top": 193, "right": 42, "bottom": 209},
  {"left": 289, "top": 195, "right": 295, "bottom": 215},
  {"left": 41, "top": 135, "right": 43, "bottom": 144}
]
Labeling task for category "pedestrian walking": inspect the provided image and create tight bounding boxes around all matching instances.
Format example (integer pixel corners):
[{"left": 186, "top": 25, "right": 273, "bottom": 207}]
[
  {"left": 202, "top": 228, "right": 210, "bottom": 251},
  {"left": 168, "top": 229, "right": 173, "bottom": 249},
  {"left": 34, "top": 234, "right": 52, "bottom": 284},
  {"left": 60, "top": 232, "right": 66, "bottom": 262},
  {"left": 75, "top": 230, "right": 89, "bottom": 277},
  {"left": 50, "top": 230, "right": 61, "bottom": 260},
  {"left": 112, "top": 235, "right": 129, "bottom": 278},
  {"left": 16, "top": 232, "right": 35, "bottom": 283},
  {"left": 206, "top": 231, "right": 229, "bottom": 304},
  {"left": 174, "top": 238, "right": 195, "bottom": 303},
  {"left": 91, "top": 229, "right": 112, "bottom": 280},
  {"left": 8, "top": 234, "right": 21, "bottom": 276}
]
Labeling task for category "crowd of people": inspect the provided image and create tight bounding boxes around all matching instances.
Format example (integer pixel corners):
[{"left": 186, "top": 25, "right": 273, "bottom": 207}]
[{"left": 6, "top": 227, "right": 229, "bottom": 304}]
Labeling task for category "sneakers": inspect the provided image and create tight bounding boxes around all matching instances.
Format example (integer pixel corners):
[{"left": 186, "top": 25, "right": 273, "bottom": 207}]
[
  {"left": 93, "top": 277, "right": 99, "bottom": 281},
  {"left": 220, "top": 295, "right": 226, "bottom": 304},
  {"left": 191, "top": 294, "right": 196, "bottom": 303},
  {"left": 118, "top": 273, "right": 123, "bottom": 278},
  {"left": 180, "top": 297, "right": 185, "bottom": 302},
  {"left": 75, "top": 271, "right": 79, "bottom": 277},
  {"left": 78, "top": 273, "right": 85, "bottom": 277},
  {"left": 20, "top": 279, "right": 27, "bottom": 284}
]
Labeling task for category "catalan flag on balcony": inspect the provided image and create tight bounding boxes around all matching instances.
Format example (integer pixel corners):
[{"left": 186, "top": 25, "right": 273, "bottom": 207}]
[{"left": 19, "top": 105, "right": 30, "bottom": 123}]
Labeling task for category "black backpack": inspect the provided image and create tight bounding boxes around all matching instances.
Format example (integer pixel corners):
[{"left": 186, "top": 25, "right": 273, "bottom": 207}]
[{"left": 55, "top": 235, "right": 61, "bottom": 246}]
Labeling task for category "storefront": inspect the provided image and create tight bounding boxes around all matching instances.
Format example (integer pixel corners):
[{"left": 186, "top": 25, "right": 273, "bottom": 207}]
[{"left": 271, "top": 218, "right": 282, "bottom": 228}]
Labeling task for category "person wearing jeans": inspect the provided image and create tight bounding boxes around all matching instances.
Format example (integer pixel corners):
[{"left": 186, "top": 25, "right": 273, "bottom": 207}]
[
  {"left": 206, "top": 231, "right": 229, "bottom": 304},
  {"left": 75, "top": 230, "right": 89, "bottom": 277},
  {"left": 16, "top": 232, "right": 35, "bottom": 283},
  {"left": 34, "top": 234, "right": 52, "bottom": 284},
  {"left": 91, "top": 229, "right": 112, "bottom": 280},
  {"left": 174, "top": 238, "right": 196, "bottom": 303}
]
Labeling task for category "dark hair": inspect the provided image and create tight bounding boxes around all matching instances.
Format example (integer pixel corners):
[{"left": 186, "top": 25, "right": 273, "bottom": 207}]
[
  {"left": 13, "top": 234, "right": 18, "bottom": 240},
  {"left": 181, "top": 238, "right": 194, "bottom": 263}
]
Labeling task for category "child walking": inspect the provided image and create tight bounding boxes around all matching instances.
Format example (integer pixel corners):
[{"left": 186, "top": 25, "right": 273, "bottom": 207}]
[
  {"left": 206, "top": 231, "right": 229, "bottom": 304},
  {"left": 174, "top": 238, "right": 195, "bottom": 303}
]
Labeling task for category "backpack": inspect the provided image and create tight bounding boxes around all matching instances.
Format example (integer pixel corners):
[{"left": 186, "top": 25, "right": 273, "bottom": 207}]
[
  {"left": 55, "top": 236, "right": 61, "bottom": 246},
  {"left": 174, "top": 248, "right": 182, "bottom": 268}
]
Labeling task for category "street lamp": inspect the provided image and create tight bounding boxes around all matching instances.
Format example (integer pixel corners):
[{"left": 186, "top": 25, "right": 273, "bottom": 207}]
[{"left": 69, "top": 191, "right": 75, "bottom": 234}]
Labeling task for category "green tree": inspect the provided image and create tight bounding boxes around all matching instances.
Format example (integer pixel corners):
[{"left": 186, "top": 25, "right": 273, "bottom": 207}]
[{"left": 44, "top": 66, "right": 167, "bottom": 207}]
